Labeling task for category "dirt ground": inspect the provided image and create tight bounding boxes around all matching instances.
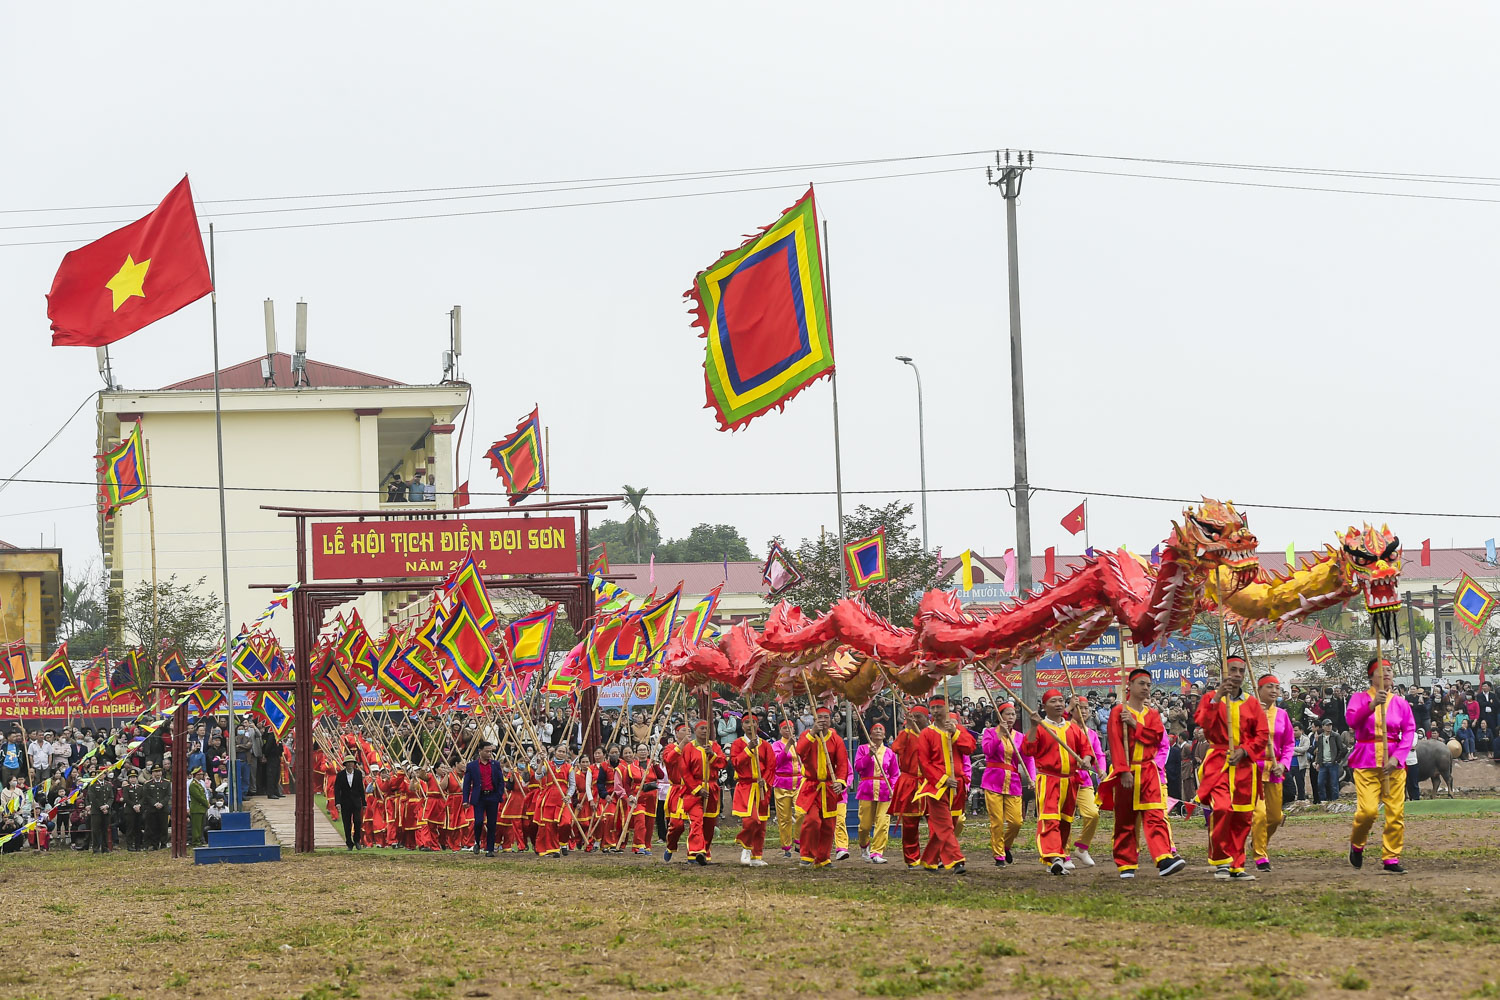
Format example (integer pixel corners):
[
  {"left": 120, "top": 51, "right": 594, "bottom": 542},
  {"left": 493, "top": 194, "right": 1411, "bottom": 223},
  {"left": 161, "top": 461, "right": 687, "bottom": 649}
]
[{"left": 2, "top": 806, "right": 1497, "bottom": 1000}]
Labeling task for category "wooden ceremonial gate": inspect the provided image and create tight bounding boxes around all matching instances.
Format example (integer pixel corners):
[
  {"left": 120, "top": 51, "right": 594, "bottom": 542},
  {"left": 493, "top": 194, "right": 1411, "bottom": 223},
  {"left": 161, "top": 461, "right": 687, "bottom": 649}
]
[{"left": 161, "top": 497, "right": 616, "bottom": 857}]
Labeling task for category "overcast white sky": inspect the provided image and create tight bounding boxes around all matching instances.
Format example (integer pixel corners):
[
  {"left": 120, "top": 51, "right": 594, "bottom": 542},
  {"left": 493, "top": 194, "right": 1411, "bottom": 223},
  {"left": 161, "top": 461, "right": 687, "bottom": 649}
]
[{"left": 5, "top": 4, "right": 1500, "bottom": 584}]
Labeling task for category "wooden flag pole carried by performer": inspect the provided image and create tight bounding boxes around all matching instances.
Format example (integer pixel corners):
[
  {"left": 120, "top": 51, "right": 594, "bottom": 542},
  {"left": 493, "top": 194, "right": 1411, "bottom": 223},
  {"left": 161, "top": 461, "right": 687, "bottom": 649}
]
[{"left": 972, "top": 659, "right": 1098, "bottom": 781}]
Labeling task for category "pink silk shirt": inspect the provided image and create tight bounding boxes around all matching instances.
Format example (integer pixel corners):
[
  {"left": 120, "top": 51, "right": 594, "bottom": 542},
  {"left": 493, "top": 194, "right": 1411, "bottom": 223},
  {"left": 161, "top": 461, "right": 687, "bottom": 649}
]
[
  {"left": 1075, "top": 727, "right": 1105, "bottom": 789},
  {"left": 980, "top": 727, "right": 1035, "bottom": 796},
  {"left": 1345, "top": 689, "right": 1416, "bottom": 770},
  {"left": 771, "top": 739, "right": 802, "bottom": 791},
  {"left": 1259, "top": 704, "right": 1295, "bottom": 784},
  {"left": 853, "top": 744, "right": 899, "bottom": 802}
]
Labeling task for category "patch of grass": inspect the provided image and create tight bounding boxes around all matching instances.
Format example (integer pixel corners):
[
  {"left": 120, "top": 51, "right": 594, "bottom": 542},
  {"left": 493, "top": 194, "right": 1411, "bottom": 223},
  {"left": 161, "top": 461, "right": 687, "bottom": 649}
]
[
  {"left": 1009, "top": 967, "right": 1092, "bottom": 999},
  {"left": 1112, "top": 962, "right": 1147, "bottom": 983},
  {"left": 41, "top": 902, "right": 77, "bottom": 915},
  {"left": 164, "top": 972, "right": 190, "bottom": 988},
  {"left": 596, "top": 972, "right": 689, "bottom": 993},
  {"left": 1133, "top": 985, "right": 1206, "bottom": 1000},
  {"left": 858, "top": 958, "right": 983, "bottom": 997},
  {"left": 1338, "top": 968, "right": 1370, "bottom": 990},
  {"left": 1237, "top": 963, "right": 1306, "bottom": 999},
  {"left": 1467, "top": 983, "right": 1500, "bottom": 998},
  {"left": 977, "top": 939, "right": 1021, "bottom": 958}
]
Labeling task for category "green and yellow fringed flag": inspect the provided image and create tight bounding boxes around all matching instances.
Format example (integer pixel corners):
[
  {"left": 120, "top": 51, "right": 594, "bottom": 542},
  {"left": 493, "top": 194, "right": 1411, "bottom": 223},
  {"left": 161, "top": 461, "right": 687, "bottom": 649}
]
[
  {"left": 39, "top": 643, "right": 76, "bottom": 702},
  {"left": 78, "top": 655, "right": 110, "bottom": 706},
  {"left": 97, "top": 422, "right": 148, "bottom": 520},
  {"left": 686, "top": 187, "right": 834, "bottom": 432}
]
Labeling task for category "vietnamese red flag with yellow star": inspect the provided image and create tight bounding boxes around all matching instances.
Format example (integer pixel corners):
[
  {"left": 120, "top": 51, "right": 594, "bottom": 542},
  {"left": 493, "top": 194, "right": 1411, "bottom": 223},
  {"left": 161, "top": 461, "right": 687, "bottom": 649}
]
[{"left": 47, "top": 176, "right": 212, "bottom": 347}]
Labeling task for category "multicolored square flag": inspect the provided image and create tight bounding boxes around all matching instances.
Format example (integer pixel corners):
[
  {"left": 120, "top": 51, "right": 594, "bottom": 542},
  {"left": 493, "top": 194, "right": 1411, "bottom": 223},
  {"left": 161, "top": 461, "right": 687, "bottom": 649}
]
[
  {"left": 1305, "top": 630, "right": 1335, "bottom": 666},
  {"left": 486, "top": 407, "right": 546, "bottom": 504},
  {"left": 39, "top": 643, "right": 76, "bottom": 702},
  {"left": 844, "top": 528, "right": 889, "bottom": 590},
  {"left": 1453, "top": 573, "right": 1495, "bottom": 633},
  {"left": 98, "top": 422, "right": 148, "bottom": 521},
  {"left": 687, "top": 187, "right": 834, "bottom": 432},
  {"left": 2, "top": 642, "right": 31, "bottom": 693},
  {"left": 48, "top": 176, "right": 213, "bottom": 348},
  {"left": 761, "top": 541, "right": 802, "bottom": 597},
  {"left": 503, "top": 604, "right": 557, "bottom": 674}
]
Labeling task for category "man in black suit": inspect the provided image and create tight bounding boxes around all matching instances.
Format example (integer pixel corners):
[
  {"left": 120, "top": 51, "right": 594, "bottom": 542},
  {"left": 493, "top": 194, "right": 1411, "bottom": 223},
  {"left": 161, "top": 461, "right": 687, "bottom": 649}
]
[
  {"left": 462, "top": 742, "right": 507, "bottom": 857},
  {"left": 332, "top": 754, "right": 365, "bottom": 850}
]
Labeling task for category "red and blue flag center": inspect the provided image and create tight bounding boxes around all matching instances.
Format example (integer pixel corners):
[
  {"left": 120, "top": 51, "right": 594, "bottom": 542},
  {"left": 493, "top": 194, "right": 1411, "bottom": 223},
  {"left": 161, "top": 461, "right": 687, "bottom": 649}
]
[{"left": 717, "top": 232, "right": 812, "bottom": 393}]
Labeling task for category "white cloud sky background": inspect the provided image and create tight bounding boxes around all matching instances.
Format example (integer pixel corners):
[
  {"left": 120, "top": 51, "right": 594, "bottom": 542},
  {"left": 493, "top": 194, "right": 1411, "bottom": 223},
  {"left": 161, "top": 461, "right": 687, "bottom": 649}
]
[{"left": 4, "top": 3, "right": 1500, "bottom": 588}]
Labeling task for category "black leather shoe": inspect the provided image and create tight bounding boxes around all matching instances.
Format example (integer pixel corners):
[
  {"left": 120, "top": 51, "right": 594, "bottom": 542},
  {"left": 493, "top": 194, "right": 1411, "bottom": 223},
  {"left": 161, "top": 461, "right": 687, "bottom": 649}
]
[{"left": 1349, "top": 847, "right": 1363, "bottom": 869}]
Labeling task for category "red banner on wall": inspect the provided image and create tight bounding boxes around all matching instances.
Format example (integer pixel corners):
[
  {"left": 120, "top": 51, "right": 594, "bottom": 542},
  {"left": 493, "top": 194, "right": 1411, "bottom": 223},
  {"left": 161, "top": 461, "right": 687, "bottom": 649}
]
[
  {"left": 311, "top": 517, "right": 577, "bottom": 580},
  {"left": 996, "top": 666, "right": 1122, "bottom": 689}
]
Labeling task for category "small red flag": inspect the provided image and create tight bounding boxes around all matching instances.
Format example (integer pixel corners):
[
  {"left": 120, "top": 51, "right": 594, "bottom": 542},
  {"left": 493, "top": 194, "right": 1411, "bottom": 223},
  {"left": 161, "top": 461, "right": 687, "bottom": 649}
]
[
  {"left": 1060, "top": 501, "right": 1087, "bottom": 536},
  {"left": 1043, "top": 546, "right": 1057, "bottom": 584},
  {"left": 48, "top": 176, "right": 212, "bottom": 348},
  {"left": 1421, "top": 539, "right": 1431, "bottom": 567},
  {"left": 453, "top": 481, "right": 471, "bottom": 509}
]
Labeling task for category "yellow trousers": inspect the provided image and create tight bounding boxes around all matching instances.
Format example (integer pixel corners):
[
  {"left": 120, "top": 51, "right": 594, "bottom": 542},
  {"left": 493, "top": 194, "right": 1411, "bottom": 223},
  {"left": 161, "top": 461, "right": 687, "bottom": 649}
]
[
  {"left": 1251, "top": 781, "right": 1284, "bottom": 863},
  {"left": 774, "top": 789, "right": 800, "bottom": 850},
  {"left": 834, "top": 804, "right": 849, "bottom": 850},
  {"left": 1073, "top": 785, "right": 1099, "bottom": 850},
  {"left": 1351, "top": 767, "right": 1405, "bottom": 862},
  {"left": 984, "top": 791, "right": 1024, "bottom": 860},
  {"left": 858, "top": 800, "right": 891, "bottom": 854}
]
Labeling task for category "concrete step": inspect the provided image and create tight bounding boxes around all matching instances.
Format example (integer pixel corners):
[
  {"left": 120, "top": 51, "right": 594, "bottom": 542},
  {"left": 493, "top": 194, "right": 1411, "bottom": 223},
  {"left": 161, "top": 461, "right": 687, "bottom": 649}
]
[
  {"left": 193, "top": 844, "right": 281, "bottom": 865},
  {"left": 207, "top": 828, "right": 267, "bottom": 848}
]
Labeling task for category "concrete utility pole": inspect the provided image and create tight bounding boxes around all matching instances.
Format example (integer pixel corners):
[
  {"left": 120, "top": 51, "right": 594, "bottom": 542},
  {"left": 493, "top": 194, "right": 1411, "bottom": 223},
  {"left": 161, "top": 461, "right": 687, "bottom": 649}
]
[
  {"left": 988, "top": 150, "right": 1035, "bottom": 709},
  {"left": 1433, "top": 585, "right": 1444, "bottom": 680}
]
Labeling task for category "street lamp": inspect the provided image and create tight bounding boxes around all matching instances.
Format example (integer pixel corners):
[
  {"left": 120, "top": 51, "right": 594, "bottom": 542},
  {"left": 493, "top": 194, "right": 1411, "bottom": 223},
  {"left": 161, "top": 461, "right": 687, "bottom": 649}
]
[{"left": 895, "top": 356, "right": 929, "bottom": 553}]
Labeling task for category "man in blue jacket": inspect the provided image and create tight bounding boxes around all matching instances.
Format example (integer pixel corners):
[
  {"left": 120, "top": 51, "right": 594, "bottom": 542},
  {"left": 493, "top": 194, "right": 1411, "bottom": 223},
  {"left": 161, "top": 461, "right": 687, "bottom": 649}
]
[{"left": 462, "top": 742, "right": 507, "bottom": 857}]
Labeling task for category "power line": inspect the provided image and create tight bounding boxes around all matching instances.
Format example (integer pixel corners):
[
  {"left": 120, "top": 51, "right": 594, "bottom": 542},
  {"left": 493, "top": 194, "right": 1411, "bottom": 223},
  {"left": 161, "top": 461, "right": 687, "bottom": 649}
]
[
  {"left": 1037, "top": 164, "right": 1500, "bottom": 207},
  {"left": 0, "top": 150, "right": 993, "bottom": 217},
  {"left": 1035, "top": 149, "right": 1500, "bottom": 187},
  {"left": 0, "top": 165, "right": 983, "bottom": 249},
  {"left": 7, "top": 473, "right": 1500, "bottom": 520},
  {"left": 0, "top": 391, "right": 97, "bottom": 500}
]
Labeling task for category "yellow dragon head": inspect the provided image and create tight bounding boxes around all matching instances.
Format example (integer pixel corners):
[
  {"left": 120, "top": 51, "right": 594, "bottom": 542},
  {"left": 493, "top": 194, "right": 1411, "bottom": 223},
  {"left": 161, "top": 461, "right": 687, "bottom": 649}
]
[
  {"left": 1169, "top": 498, "right": 1260, "bottom": 591},
  {"left": 1341, "top": 524, "right": 1402, "bottom": 638}
]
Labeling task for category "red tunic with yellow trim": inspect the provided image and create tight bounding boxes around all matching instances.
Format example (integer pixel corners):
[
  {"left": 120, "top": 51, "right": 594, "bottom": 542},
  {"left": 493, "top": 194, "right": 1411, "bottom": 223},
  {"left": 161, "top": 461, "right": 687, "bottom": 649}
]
[
  {"left": 634, "top": 760, "right": 666, "bottom": 816},
  {"left": 1020, "top": 718, "right": 1095, "bottom": 820},
  {"left": 661, "top": 742, "right": 688, "bottom": 820},
  {"left": 729, "top": 736, "right": 777, "bottom": 820},
  {"left": 1193, "top": 690, "right": 1268, "bottom": 812},
  {"left": 795, "top": 730, "right": 850, "bottom": 818},
  {"left": 890, "top": 728, "right": 924, "bottom": 817},
  {"left": 500, "top": 767, "right": 530, "bottom": 821},
  {"left": 1099, "top": 703, "right": 1167, "bottom": 811},
  {"left": 913, "top": 722, "right": 977, "bottom": 816},
  {"left": 535, "top": 762, "right": 573, "bottom": 825},
  {"left": 675, "top": 740, "right": 727, "bottom": 817}
]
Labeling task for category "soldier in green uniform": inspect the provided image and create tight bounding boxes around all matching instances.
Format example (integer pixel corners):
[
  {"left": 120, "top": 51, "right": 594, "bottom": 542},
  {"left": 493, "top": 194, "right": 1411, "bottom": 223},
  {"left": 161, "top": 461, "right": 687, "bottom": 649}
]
[
  {"left": 189, "top": 766, "right": 211, "bottom": 846},
  {"left": 87, "top": 772, "right": 116, "bottom": 853},
  {"left": 122, "top": 769, "right": 144, "bottom": 851},
  {"left": 146, "top": 765, "right": 169, "bottom": 850}
]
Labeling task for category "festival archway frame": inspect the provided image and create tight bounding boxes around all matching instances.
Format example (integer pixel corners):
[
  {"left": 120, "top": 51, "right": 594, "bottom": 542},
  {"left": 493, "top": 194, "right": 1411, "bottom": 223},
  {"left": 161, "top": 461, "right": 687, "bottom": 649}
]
[{"left": 241, "top": 497, "right": 618, "bottom": 853}]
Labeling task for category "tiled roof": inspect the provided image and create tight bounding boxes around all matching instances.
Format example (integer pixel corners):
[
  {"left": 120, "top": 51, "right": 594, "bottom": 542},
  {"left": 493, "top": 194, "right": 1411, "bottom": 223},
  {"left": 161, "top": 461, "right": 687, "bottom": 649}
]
[
  {"left": 606, "top": 561, "right": 768, "bottom": 598},
  {"left": 160, "top": 353, "right": 406, "bottom": 390}
]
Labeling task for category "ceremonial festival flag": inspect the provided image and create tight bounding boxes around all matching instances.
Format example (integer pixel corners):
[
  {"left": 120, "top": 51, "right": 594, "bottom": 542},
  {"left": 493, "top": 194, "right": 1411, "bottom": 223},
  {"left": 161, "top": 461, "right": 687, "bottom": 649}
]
[
  {"left": 1286, "top": 542, "right": 1296, "bottom": 567},
  {"left": 444, "top": 555, "right": 496, "bottom": 634},
  {"left": 678, "top": 585, "right": 722, "bottom": 645},
  {"left": 1488, "top": 539, "right": 1497, "bottom": 566},
  {"left": 2, "top": 642, "right": 32, "bottom": 692},
  {"left": 336, "top": 613, "right": 378, "bottom": 680},
  {"left": 98, "top": 422, "right": 148, "bottom": 521},
  {"left": 1305, "top": 630, "right": 1335, "bottom": 666},
  {"left": 844, "top": 529, "right": 889, "bottom": 590},
  {"left": 39, "top": 643, "right": 76, "bottom": 702},
  {"left": 1149, "top": 545, "right": 1161, "bottom": 567},
  {"left": 438, "top": 603, "right": 497, "bottom": 695},
  {"left": 1061, "top": 501, "right": 1087, "bottom": 536},
  {"left": 585, "top": 616, "right": 633, "bottom": 684},
  {"left": 159, "top": 650, "right": 187, "bottom": 684},
  {"left": 761, "top": 541, "right": 802, "bottom": 597},
  {"left": 686, "top": 187, "right": 834, "bottom": 432},
  {"left": 1453, "top": 573, "right": 1495, "bottom": 633},
  {"left": 1421, "top": 539, "right": 1431, "bottom": 567},
  {"left": 452, "top": 481, "right": 471, "bottom": 509},
  {"left": 108, "top": 652, "right": 137, "bottom": 700},
  {"left": 314, "top": 647, "right": 362, "bottom": 721},
  {"left": 960, "top": 549, "right": 974, "bottom": 592},
  {"left": 1044, "top": 546, "right": 1057, "bottom": 585},
  {"left": 588, "top": 542, "right": 610, "bottom": 575},
  {"left": 485, "top": 406, "right": 546, "bottom": 504},
  {"left": 503, "top": 605, "right": 558, "bottom": 673},
  {"left": 1002, "top": 549, "right": 1017, "bottom": 593},
  {"left": 78, "top": 656, "right": 110, "bottom": 706},
  {"left": 255, "top": 689, "right": 294, "bottom": 739},
  {"left": 375, "top": 635, "right": 426, "bottom": 710},
  {"left": 635, "top": 587, "right": 681, "bottom": 661},
  {"left": 48, "top": 176, "right": 213, "bottom": 348}
]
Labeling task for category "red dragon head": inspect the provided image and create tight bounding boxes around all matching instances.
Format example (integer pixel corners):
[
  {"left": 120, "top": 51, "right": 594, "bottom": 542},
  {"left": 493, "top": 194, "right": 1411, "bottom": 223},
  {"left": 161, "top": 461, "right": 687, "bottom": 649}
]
[
  {"left": 1341, "top": 524, "right": 1402, "bottom": 639},
  {"left": 1170, "top": 497, "right": 1260, "bottom": 592}
]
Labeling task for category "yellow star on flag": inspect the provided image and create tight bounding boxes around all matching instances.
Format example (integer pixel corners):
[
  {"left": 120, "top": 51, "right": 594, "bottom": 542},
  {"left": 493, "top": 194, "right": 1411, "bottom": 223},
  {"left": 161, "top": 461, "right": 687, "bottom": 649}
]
[{"left": 106, "top": 255, "right": 151, "bottom": 311}]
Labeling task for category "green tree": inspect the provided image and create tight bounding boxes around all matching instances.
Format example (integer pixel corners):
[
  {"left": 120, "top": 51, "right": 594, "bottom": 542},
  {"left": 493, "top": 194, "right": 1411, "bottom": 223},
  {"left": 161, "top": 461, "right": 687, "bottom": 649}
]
[
  {"left": 586, "top": 519, "right": 660, "bottom": 566},
  {"left": 59, "top": 569, "right": 111, "bottom": 659},
  {"left": 620, "top": 485, "right": 658, "bottom": 563},
  {"left": 657, "top": 523, "right": 753, "bottom": 563},
  {"left": 123, "top": 575, "right": 225, "bottom": 669},
  {"left": 777, "top": 501, "right": 936, "bottom": 625}
]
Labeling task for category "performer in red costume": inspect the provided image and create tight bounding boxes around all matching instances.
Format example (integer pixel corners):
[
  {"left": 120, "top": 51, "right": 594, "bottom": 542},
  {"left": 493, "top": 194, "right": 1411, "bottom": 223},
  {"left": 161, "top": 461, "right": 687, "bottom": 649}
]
[
  {"left": 415, "top": 765, "right": 446, "bottom": 851},
  {"left": 675, "top": 720, "right": 726, "bottom": 865},
  {"left": 913, "top": 695, "right": 976, "bottom": 873},
  {"left": 499, "top": 762, "right": 530, "bottom": 852},
  {"left": 661, "top": 723, "right": 693, "bottom": 862},
  {"left": 795, "top": 706, "right": 850, "bottom": 868},
  {"left": 533, "top": 753, "right": 572, "bottom": 858},
  {"left": 441, "top": 763, "right": 467, "bottom": 851},
  {"left": 630, "top": 745, "right": 666, "bottom": 855},
  {"left": 730, "top": 712, "right": 777, "bottom": 867},
  {"left": 1194, "top": 654, "right": 1268, "bottom": 881},
  {"left": 890, "top": 705, "right": 929, "bottom": 868},
  {"left": 1021, "top": 688, "right": 1097, "bottom": 875},
  {"left": 1101, "top": 668, "right": 1187, "bottom": 878}
]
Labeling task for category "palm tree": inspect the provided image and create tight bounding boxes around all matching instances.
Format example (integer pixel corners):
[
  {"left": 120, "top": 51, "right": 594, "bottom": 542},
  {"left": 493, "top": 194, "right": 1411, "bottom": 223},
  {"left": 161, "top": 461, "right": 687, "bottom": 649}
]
[{"left": 621, "top": 484, "right": 657, "bottom": 562}]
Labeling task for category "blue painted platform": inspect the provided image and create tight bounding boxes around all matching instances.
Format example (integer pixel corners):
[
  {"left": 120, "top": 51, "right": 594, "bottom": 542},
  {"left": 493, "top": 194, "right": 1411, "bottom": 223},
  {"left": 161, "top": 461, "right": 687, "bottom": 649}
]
[{"left": 193, "top": 811, "right": 281, "bottom": 865}]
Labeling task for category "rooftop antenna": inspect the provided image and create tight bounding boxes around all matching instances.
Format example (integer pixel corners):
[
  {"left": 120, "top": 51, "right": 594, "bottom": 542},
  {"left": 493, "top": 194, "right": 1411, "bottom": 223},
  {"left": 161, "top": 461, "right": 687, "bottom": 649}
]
[
  {"left": 261, "top": 298, "right": 277, "bottom": 385},
  {"left": 444, "top": 305, "right": 462, "bottom": 381},
  {"left": 96, "top": 346, "right": 118, "bottom": 390},
  {"left": 293, "top": 299, "right": 308, "bottom": 386}
]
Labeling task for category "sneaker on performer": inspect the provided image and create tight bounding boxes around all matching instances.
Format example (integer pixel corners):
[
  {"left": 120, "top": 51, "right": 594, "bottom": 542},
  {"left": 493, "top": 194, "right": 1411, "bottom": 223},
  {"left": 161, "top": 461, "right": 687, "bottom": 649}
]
[
  {"left": 860, "top": 847, "right": 870, "bottom": 861},
  {"left": 1120, "top": 870, "right": 1135, "bottom": 879},
  {"left": 994, "top": 856, "right": 1005, "bottom": 867},
  {"left": 1382, "top": 861, "right": 1407, "bottom": 875},
  {"left": 1229, "top": 869, "right": 1256, "bottom": 881},
  {"left": 1072, "top": 846, "right": 1095, "bottom": 867},
  {"left": 870, "top": 852, "right": 887, "bottom": 864},
  {"left": 1061, "top": 858, "right": 1076, "bottom": 871},
  {"left": 834, "top": 848, "right": 849, "bottom": 861},
  {"left": 750, "top": 857, "right": 768, "bottom": 867},
  {"left": 1349, "top": 846, "right": 1363, "bottom": 869},
  {"left": 1157, "top": 855, "right": 1187, "bottom": 877},
  {"left": 1255, "top": 859, "right": 1271, "bottom": 872},
  {"left": 1049, "top": 860, "right": 1067, "bottom": 876},
  {"left": 740, "top": 848, "right": 753, "bottom": 866},
  {"left": 798, "top": 859, "right": 814, "bottom": 868},
  {"left": 1213, "top": 865, "right": 1231, "bottom": 880},
  {"left": 662, "top": 850, "right": 672, "bottom": 863},
  {"left": 783, "top": 847, "right": 793, "bottom": 859}
]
